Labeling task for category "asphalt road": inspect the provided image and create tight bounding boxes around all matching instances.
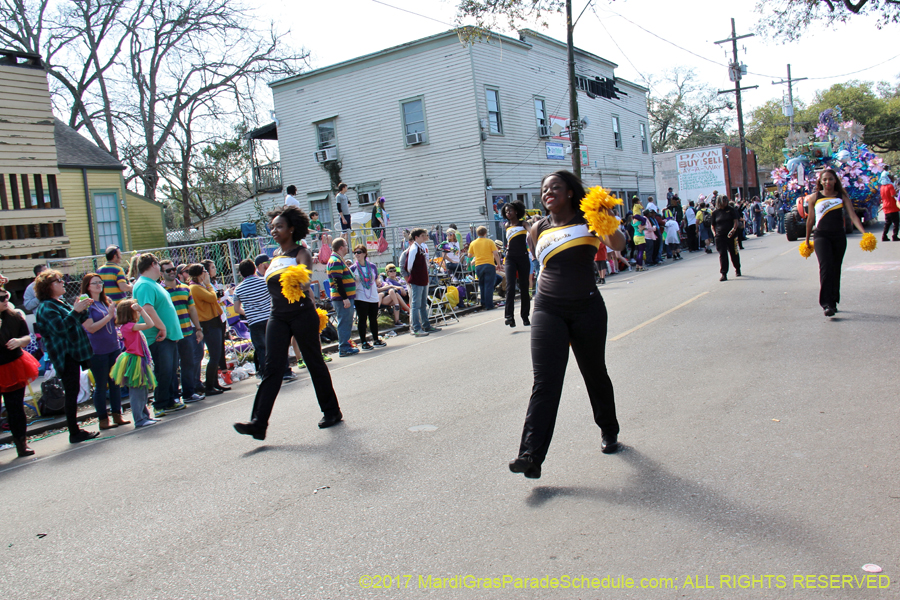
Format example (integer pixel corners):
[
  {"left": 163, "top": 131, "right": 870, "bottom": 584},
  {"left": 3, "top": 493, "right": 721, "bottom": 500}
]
[{"left": 2, "top": 232, "right": 898, "bottom": 600}]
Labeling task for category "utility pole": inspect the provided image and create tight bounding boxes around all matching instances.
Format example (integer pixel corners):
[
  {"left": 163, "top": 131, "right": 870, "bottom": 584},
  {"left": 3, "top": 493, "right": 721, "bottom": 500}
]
[
  {"left": 772, "top": 64, "right": 807, "bottom": 134},
  {"left": 715, "top": 18, "right": 757, "bottom": 203},
  {"left": 566, "top": 0, "right": 582, "bottom": 178}
]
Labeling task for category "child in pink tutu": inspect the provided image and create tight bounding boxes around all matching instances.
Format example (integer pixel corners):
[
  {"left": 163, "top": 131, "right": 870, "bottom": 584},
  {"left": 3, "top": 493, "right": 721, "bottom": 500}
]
[
  {"left": 110, "top": 300, "right": 158, "bottom": 427},
  {"left": 0, "top": 288, "right": 40, "bottom": 456}
]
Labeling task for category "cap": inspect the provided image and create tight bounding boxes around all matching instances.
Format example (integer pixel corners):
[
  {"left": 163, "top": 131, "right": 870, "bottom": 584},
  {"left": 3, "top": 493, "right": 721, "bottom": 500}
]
[
  {"left": 176, "top": 264, "right": 188, "bottom": 274},
  {"left": 254, "top": 254, "right": 271, "bottom": 266}
]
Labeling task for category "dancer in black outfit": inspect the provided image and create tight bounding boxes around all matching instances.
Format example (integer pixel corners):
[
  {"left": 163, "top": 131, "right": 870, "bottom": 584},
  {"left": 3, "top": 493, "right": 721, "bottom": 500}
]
[
  {"left": 503, "top": 201, "right": 532, "bottom": 327},
  {"left": 509, "top": 171, "right": 625, "bottom": 479},
  {"left": 234, "top": 206, "right": 342, "bottom": 440},
  {"left": 711, "top": 195, "right": 742, "bottom": 281},
  {"left": 804, "top": 168, "right": 866, "bottom": 317}
]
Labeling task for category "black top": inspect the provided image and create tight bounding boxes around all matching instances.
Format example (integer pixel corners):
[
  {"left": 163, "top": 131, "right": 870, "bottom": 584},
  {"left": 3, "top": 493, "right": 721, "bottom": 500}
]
[
  {"left": 711, "top": 207, "right": 740, "bottom": 237},
  {"left": 506, "top": 226, "right": 528, "bottom": 258},
  {"left": 534, "top": 215, "right": 598, "bottom": 300},
  {"left": 266, "top": 247, "right": 314, "bottom": 318},
  {"left": 0, "top": 311, "right": 29, "bottom": 367}
]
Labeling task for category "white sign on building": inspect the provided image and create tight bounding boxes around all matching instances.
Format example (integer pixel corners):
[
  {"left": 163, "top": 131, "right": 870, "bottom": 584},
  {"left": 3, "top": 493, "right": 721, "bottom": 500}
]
[{"left": 676, "top": 148, "right": 726, "bottom": 201}]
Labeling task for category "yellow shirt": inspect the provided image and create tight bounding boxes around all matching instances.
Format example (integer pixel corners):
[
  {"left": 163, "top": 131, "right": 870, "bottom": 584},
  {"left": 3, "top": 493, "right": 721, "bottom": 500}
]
[
  {"left": 468, "top": 237, "right": 497, "bottom": 266},
  {"left": 189, "top": 283, "right": 223, "bottom": 322}
]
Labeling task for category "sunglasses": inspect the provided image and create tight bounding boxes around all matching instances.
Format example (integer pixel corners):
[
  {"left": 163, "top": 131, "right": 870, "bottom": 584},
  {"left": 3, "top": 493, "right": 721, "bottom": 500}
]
[
  {"left": 386, "top": 269, "right": 396, "bottom": 272},
  {"left": 163, "top": 268, "right": 176, "bottom": 273},
  {"left": 353, "top": 250, "right": 365, "bottom": 255}
]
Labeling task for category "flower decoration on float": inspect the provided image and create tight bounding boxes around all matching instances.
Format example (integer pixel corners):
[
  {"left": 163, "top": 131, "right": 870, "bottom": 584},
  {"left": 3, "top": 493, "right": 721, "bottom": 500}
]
[
  {"left": 860, "top": 232, "right": 877, "bottom": 252},
  {"left": 799, "top": 240, "right": 814, "bottom": 258},
  {"left": 280, "top": 264, "right": 311, "bottom": 303},
  {"left": 580, "top": 185, "right": 623, "bottom": 237},
  {"left": 316, "top": 307, "right": 329, "bottom": 333}
]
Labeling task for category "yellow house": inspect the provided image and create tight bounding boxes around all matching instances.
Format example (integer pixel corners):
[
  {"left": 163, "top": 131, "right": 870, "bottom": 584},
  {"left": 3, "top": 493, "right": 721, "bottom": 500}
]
[{"left": 0, "top": 48, "right": 166, "bottom": 295}]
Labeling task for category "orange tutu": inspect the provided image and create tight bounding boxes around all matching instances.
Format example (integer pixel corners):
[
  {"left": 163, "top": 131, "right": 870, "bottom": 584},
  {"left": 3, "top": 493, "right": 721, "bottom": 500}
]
[{"left": 0, "top": 351, "right": 40, "bottom": 393}]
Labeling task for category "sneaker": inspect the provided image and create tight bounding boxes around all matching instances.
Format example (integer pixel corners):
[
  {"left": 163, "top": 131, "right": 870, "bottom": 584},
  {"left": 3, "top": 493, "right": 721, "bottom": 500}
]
[
  {"left": 168, "top": 401, "right": 187, "bottom": 412},
  {"left": 412, "top": 330, "right": 430, "bottom": 337},
  {"left": 135, "top": 420, "right": 158, "bottom": 428},
  {"left": 184, "top": 394, "right": 203, "bottom": 404},
  {"left": 297, "top": 360, "right": 307, "bottom": 369},
  {"left": 361, "top": 342, "right": 374, "bottom": 350},
  {"left": 283, "top": 372, "right": 298, "bottom": 381},
  {"left": 373, "top": 339, "right": 387, "bottom": 347},
  {"left": 424, "top": 325, "right": 442, "bottom": 332},
  {"left": 321, "top": 353, "right": 333, "bottom": 363},
  {"left": 339, "top": 348, "right": 360, "bottom": 357}
]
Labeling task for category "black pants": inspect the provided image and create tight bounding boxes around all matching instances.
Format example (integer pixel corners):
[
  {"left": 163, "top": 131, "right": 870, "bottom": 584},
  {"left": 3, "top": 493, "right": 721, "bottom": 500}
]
[
  {"left": 2, "top": 386, "right": 27, "bottom": 439},
  {"left": 884, "top": 212, "right": 899, "bottom": 238},
  {"left": 200, "top": 319, "right": 224, "bottom": 390},
  {"left": 715, "top": 235, "right": 741, "bottom": 275},
  {"left": 814, "top": 229, "right": 847, "bottom": 309},
  {"left": 504, "top": 253, "right": 531, "bottom": 321},
  {"left": 251, "top": 307, "right": 340, "bottom": 429},
  {"left": 687, "top": 224, "right": 698, "bottom": 251},
  {"left": 355, "top": 299, "right": 380, "bottom": 344},
  {"left": 518, "top": 293, "right": 619, "bottom": 466},
  {"left": 60, "top": 355, "right": 83, "bottom": 433}
]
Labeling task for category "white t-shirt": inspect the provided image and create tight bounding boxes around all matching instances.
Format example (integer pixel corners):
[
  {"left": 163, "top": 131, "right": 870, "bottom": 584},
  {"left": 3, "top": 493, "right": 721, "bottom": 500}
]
[
  {"left": 284, "top": 194, "right": 300, "bottom": 208},
  {"left": 664, "top": 219, "right": 680, "bottom": 243},
  {"left": 646, "top": 201, "right": 659, "bottom": 213},
  {"left": 685, "top": 207, "right": 697, "bottom": 226}
]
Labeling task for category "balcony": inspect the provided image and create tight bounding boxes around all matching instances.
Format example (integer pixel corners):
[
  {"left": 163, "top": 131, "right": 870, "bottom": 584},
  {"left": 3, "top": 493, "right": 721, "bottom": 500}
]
[{"left": 253, "top": 161, "right": 282, "bottom": 195}]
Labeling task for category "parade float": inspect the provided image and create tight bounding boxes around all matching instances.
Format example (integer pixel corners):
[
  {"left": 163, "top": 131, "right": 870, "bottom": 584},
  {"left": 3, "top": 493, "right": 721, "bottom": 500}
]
[{"left": 771, "top": 107, "right": 885, "bottom": 241}]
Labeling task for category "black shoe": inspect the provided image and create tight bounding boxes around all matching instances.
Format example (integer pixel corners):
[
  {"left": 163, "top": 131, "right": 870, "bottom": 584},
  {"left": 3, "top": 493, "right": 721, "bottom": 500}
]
[
  {"left": 883, "top": 236, "right": 890, "bottom": 242},
  {"left": 69, "top": 429, "right": 100, "bottom": 444},
  {"left": 318, "top": 411, "right": 343, "bottom": 429},
  {"left": 720, "top": 274, "right": 727, "bottom": 282},
  {"left": 373, "top": 339, "right": 387, "bottom": 347},
  {"left": 234, "top": 421, "right": 266, "bottom": 440},
  {"left": 505, "top": 317, "right": 516, "bottom": 327},
  {"left": 824, "top": 306, "right": 835, "bottom": 317},
  {"left": 215, "top": 385, "right": 231, "bottom": 392},
  {"left": 509, "top": 456, "right": 541, "bottom": 479},
  {"left": 893, "top": 236, "right": 900, "bottom": 242},
  {"left": 14, "top": 436, "right": 34, "bottom": 457},
  {"left": 361, "top": 342, "right": 374, "bottom": 351},
  {"left": 735, "top": 270, "right": 741, "bottom": 277},
  {"left": 601, "top": 433, "right": 620, "bottom": 454},
  {"left": 205, "top": 387, "right": 223, "bottom": 396},
  {"left": 522, "top": 317, "right": 530, "bottom": 326}
]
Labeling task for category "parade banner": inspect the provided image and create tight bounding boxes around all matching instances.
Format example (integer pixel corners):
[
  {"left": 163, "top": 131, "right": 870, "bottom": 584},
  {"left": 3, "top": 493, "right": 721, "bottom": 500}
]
[{"left": 676, "top": 148, "right": 727, "bottom": 202}]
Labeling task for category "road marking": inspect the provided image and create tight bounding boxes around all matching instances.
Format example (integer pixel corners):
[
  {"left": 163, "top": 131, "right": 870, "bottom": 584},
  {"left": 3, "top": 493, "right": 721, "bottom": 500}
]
[
  {"left": 609, "top": 291, "right": 709, "bottom": 342},
  {"left": 780, "top": 247, "right": 797, "bottom": 256}
]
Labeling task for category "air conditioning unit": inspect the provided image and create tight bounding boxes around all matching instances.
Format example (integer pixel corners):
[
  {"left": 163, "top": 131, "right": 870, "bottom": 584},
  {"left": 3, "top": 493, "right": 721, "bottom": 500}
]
[
  {"left": 357, "top": 191, "right": 377, "bottom": 205},
  {"left": 314, "top": 147, "right": 338, "bottom": 163},
  {"left": 538, "top": 125, "right": 550, "bottom": 138},
  {"left": 406, "top": 131, "right": 425, "bottom": 145}
]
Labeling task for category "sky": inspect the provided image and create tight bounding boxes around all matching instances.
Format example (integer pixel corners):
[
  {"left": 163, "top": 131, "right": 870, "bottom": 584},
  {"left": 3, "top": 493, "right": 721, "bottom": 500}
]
[{"left": 255, "top": 0, "right": 900, "bottom": 117}]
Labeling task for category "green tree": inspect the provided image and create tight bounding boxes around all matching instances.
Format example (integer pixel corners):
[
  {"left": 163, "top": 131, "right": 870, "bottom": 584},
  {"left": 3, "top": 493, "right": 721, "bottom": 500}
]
[
  {"left": 745, "top": 99, "right": 808, "bottom": 169},
  {"left": 755, "top": 0, "right": 900, "bottom": 41}
]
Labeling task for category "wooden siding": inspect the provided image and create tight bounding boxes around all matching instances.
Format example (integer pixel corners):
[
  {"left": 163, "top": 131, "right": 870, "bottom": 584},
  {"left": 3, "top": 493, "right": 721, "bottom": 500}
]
[
  {"left": 197, "top": 192, "right": 283, "bottom": 234},
  {"left": 1, "top": 207, "right": 66, "bottom": 226},
  {"left": 125, "top": 191, "right": 167, "bottom": 250},
  {"left": 272, "top": 35, "right": 485, "bottom": 227},
  {"left": 57, "top": 168, "right": 130, "bottom": 257},
  {"left": 0, "top": 65, "right": 59, "bottom": 175},
  {"left": 472, "top": 34, "right": 656, "bottom": 202}
]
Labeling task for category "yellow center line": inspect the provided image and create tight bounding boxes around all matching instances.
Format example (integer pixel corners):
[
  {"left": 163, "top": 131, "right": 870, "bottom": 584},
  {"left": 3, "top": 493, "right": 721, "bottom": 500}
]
[{"left": 610, "top": 291, "right": 709, "bottom": 342}]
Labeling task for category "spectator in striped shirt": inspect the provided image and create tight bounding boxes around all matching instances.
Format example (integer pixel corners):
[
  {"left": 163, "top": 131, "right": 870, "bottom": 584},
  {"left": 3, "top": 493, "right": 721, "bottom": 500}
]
[
  {"left": 327, "top": 238, "right": 358, "bottom": 356},
  {"left": 234, "top": 257, "right": 273, "bottom": 377},
  {"left": 97, "top": 245, "right": 132, "bottom": 303},
  {"left": 160, "top": 260, "right": 204, "bottom": 403}
]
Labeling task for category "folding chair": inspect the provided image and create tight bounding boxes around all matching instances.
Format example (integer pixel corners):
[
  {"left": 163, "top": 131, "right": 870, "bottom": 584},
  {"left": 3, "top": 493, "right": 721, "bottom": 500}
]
[{"left": 427, "top": 284, "right": 459, "bottom": 326}]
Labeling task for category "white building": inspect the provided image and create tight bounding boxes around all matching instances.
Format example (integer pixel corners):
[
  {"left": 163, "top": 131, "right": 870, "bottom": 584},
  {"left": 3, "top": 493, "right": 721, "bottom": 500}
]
[{"left": 269, "top": 28, "right": 656, "bottom": 231}]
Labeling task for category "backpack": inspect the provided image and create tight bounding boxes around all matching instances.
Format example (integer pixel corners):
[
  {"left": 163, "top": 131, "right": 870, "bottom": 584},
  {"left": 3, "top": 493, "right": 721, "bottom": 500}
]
[
  {"left": 39, "top": 377, "right": 66, "bottom": 415},
  {"left": 703, "top": 210, "right": 712, "bottom": 228},
  {"left": 320, "top": 322, "right": 338, "bottom": 343}
]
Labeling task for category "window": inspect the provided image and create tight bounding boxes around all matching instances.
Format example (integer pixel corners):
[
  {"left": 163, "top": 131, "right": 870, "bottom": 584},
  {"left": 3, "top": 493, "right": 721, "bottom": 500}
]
[
  {"left": 316, "top": 120, "right": 336, "bottom": 149},
  {"left": 401, "top": 98, "right": 426, "bottom": 145},
  {"left": 612, "top": 116, "right": 622, "bottom": 150},
  {"left": 93, "top": 193, "right": 122, "bottom": 249},
  {"left": 310, "top": 197, "right": 333, "bottom": 232},
  {"left": 486, "top": 88, "right": 502, "bottom": 134},
  {"left": 534, "top": 98, "right": 547, "bottom": 127},
  {"left": 640, "top": 122, "right": 649, "bottom": 153},
  {"left": 356, "top": 182, "right": 382, "bottom": 205}
]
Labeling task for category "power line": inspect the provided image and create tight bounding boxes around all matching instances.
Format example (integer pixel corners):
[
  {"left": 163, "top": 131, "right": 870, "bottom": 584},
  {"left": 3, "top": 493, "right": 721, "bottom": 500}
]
[{"left": 368, "top": 0, "right": 454, "bottom": 27}]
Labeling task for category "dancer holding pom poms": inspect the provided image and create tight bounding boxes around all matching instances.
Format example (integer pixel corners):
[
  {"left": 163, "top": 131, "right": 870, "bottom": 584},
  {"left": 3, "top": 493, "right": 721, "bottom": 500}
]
[{"left": 804, "top": 168, "right": 867, "bottom": 318}]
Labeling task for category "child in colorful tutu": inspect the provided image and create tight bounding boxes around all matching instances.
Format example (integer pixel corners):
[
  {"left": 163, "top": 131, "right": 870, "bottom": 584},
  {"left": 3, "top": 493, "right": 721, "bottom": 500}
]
[
  {"left": 0, "top": 288, "right": 40, "bottom": 456},
  {"left": 110, "top": 300, "right": 158, "bottom": 427}
]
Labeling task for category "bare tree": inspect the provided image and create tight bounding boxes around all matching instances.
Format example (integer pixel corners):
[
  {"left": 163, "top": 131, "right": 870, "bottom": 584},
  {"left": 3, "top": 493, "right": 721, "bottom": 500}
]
[
  {"left": 648, "top": 68, "right": 733, "bottom": 153},
  {"left": 755, "top": 0, "right": 900, "bottom": 41}
]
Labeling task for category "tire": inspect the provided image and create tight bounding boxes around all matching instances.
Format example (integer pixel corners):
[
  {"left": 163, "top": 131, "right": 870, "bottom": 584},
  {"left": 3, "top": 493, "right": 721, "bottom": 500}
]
[{"left": 785, "top": 211, "right": 800, "bottom": 241}]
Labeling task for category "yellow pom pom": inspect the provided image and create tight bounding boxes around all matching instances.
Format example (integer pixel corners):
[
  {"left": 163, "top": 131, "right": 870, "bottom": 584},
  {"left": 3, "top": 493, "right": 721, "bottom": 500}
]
[
  {"left": 316, "top": 307, "right": 328, "bottom": 333},
  {"left": 860, "top": 232, "right": 877, "bottom": 252},
  {"left": 580, "top": 185, "right": 623, "bottom": 237},
  {"left": 280, "top": 264, "right": 311, "bottom": 303},
  {"left": 798, "top": 240, "right": 814, "bottom": 259}
]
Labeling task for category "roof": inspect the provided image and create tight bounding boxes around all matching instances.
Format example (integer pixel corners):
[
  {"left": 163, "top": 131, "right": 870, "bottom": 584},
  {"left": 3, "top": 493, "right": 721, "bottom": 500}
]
[
  {"left": 245, "top": 121, "right": 278, "bottom": 141},
  {"left": 53, "top": 118, "right": 124, "bottom": 170}
]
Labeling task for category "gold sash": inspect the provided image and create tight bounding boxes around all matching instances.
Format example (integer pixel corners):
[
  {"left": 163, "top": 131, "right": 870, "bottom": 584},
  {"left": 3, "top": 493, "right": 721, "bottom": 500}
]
[
  {"left": 506, "top": 226, "right": 526, "bottom": 242},
  {"left": 264, "top": 255, "right": 297, "bottom": 282},
  {"left": 536, "top": 223, "right": 599, "bottom": 267}
]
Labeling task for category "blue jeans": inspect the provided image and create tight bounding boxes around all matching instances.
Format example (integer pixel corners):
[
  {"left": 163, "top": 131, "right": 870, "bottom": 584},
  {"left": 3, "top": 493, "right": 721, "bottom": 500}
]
[
  {"left": 334, "top": 300, "right": 355, "bottom": 353},
  {"left": 173, "top": 332, "right": 201, "bottom": 399},
  {"left": 475, "top": 264, "right": 496, "bottom": 309},
  {"left": 149, "top": 338, "right": 178, "bottom": 409},
  {"left": 89, "top": 349, "right": 121, "bottom": 418},
  {"left": 409, "top": 283, "right": 429, "bottom": 333}
]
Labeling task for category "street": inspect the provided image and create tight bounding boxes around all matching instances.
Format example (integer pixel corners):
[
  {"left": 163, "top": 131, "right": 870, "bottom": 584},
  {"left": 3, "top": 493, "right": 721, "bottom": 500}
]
[{"left": 1, "top": 232, "right": 898, "bottom": 599}]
